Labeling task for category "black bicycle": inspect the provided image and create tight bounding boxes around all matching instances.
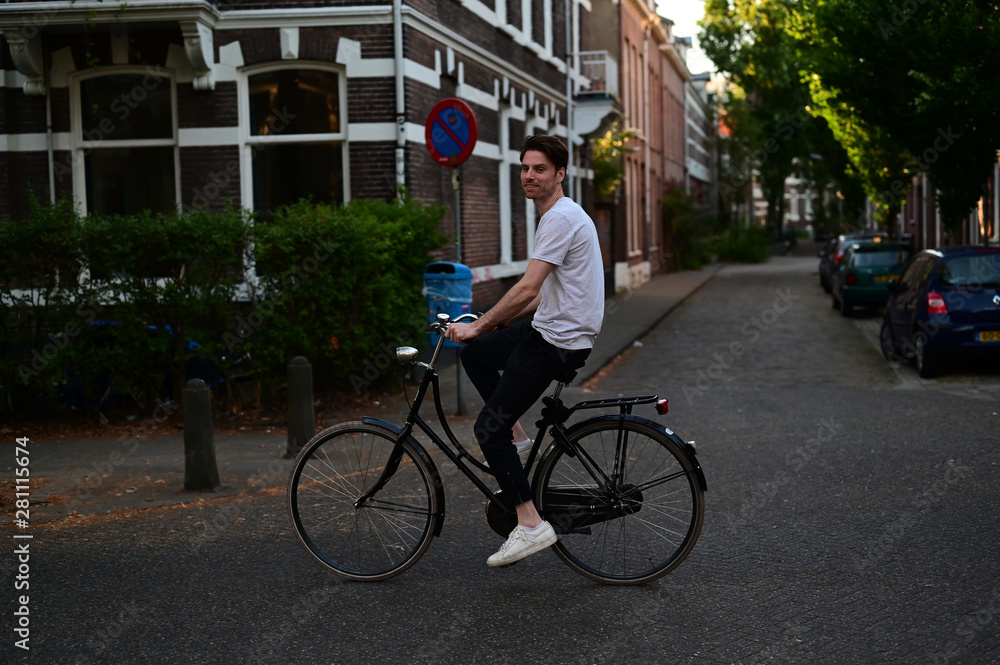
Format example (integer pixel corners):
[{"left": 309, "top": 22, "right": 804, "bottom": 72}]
[{"left": 287, "top": 313, "right": 707, "bottom": 585}]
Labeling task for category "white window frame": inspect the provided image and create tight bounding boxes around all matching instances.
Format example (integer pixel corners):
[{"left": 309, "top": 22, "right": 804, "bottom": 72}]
[
  {"left": 68, "top": 67, "right": 181, "bottom": 215},
  {"left": 237, "top": 62, "right": 350, "bottom": 212}
]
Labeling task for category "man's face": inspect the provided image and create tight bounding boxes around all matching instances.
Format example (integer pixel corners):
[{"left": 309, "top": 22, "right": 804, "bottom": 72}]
[{"left": 520, "top": 150, "right": 564, "bottom": 202}]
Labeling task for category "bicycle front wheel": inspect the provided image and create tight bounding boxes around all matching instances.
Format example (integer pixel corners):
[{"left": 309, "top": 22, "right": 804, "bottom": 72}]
[
  {"left": 288, "top": 422, "right": 439, "bottom": 581},
  {"left": 535, "top": 418, "right": 705, "bottom": 585}
]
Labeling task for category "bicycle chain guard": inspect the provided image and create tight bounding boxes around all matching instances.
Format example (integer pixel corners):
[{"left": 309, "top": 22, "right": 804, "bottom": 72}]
[{"left": 485, "top": 492, "right": 518, "bottom": 538}]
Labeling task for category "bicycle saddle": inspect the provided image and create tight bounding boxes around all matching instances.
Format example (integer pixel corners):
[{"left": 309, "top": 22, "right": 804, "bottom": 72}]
[{"left": 554, "top": 368, "right": 578, "bottom": 385}]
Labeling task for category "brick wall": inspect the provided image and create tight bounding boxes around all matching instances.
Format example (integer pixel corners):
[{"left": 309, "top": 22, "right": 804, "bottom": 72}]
[
  {"left": 348, "top": 78, "right": 396, "bottom": 124},
  {"left": 180, "top": 146, "right": 242, "bottom": 210},
  {"left": 178, "top": 82, "right": 238, "bottom": 128},
  {"left": 349, "top": 141, "right": 400, "bottom": 201}
]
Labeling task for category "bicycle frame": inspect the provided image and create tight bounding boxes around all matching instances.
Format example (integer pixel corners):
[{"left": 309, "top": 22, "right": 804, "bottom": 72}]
[{"left": 354, "top": 314, "right": 682, "bottom": 517}]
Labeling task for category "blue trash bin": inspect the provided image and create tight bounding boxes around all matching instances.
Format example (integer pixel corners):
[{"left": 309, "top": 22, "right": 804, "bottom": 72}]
[{"left": 423, "top": 262, "right": 473, "bottom": 348}]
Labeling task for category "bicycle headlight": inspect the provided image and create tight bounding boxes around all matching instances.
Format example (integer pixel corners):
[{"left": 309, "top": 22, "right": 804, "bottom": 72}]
[{"left": 396, "top": 346, "right": 419, "bottom": 364}]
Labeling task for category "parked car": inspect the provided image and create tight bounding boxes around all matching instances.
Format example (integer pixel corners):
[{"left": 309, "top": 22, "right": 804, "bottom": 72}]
[
  {"left": 831, "top": 241, "right": 912, "bottom": 316},
  {"left": 879, "top": 245, "right": 1000, "bottom": 378},
  {"left": 818, "top": 232, "right": 889, "bottom": 293}
]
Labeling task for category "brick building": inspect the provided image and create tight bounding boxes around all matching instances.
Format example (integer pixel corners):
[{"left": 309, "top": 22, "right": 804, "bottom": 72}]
[
  {"left": 585, "top": 0, "right": 694, "bottom": 291},
  {"left": 1, "top": 0, "right": 615, "bottom": 306},
  {"left": 895, "top": 162, "right": 1000, "bottom": 250}
]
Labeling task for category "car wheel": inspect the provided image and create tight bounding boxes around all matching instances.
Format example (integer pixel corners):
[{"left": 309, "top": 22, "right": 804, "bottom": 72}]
[
  {"left": 839, "top": 296, "right": 853, "bottom": 317},
  {"left": 879, "top": 320, "right": 897, "bottom": 360},
  {"left": 914, "top": 334, "right": 940, "bottom": 378}
]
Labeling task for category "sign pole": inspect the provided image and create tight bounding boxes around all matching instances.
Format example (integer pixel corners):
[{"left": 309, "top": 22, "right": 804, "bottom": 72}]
[
  {"left": 452, "top": 166, "right": 467, "bottom": 415},
  {"left": 425, "top": 98, "right": 478, "bottom": 415}
]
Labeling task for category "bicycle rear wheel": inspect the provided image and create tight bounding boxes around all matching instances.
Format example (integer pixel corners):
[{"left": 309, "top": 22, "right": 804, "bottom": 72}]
[
  {"left": 288, "top": 422, "right": 439, "bottom": 581},
  {"left": 534, "top": 418, "right": 705, "bottom": 585}
]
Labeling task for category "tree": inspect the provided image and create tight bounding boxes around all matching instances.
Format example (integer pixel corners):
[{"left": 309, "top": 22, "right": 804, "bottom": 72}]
[
  {"left": 700, "top": 0, "right": 858, "bottom": 234},
  {"left": 791, "top": 0, "right": 1000, "bottom": 236},
  {"left": 591, "top": 121, "right": 636, "bottom": 200}
]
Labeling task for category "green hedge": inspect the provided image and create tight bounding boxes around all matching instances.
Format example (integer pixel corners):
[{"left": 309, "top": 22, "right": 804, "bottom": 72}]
[{"left": 0, "top": 195, "right": 446, "bottom": 414}]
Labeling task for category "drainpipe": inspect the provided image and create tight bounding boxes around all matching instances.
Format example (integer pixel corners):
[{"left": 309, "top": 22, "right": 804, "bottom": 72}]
[
  {"left": 394, "top": 0, "right": 405, "bottom": 196},
  {"left": 44, "top": 36, "right": 54, "bottom": 205},
  {"left": 643, "top": 25, "right": 650, "bottom": 263},
  {"left": 565, "top": 0, "right": 573, "bottom": 199}
]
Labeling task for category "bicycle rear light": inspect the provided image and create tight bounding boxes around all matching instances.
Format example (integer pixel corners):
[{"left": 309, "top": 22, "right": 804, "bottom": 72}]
[{"left": 655, "top": 399, "right": 669, "bottom": 415}]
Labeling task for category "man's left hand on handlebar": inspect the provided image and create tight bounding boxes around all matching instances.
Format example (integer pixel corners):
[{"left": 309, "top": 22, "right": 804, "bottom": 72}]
[{"left": 444, "top": 321, "right": 481, "bottom": 345}]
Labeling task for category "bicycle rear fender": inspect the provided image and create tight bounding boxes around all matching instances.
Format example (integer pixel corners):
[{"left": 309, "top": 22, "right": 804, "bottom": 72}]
[
  {"left": 362, "top": 416, "right": 447, "bottom": 536},
  {"left": 566, "top": 414, "right": 707, "bottom": 493}
]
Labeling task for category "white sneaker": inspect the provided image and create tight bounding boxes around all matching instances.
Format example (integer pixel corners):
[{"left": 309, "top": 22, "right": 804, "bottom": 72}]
[
  {"left": 487, "top": 521, "right": 557, "bottom": 567},
  {"left": 516, "top": 440, "right": 534, "bottom": 465}
]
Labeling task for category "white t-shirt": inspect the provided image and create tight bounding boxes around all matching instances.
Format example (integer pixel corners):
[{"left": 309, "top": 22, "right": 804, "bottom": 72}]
[{"left": 530, "top": 197, "right": 605, "bottom": 350}]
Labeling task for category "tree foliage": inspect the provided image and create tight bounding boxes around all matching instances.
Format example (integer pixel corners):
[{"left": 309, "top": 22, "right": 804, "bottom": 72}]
[
  {"left": 591, "top": 120, "right": 636, "bottom": 200},
  {"left": 701, "top": 0, "right": 1000, "bottom": 236},
  {"left": 700, "top": 0, "right": 854, "bottom": 232}
]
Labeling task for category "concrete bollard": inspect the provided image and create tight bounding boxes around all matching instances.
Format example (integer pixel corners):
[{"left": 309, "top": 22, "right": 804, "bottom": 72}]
[
  {"left": 286, "top": 356, "right": 315, "bottom": 458},
  {"left": 183, "top": 378, "right": 222, "bottom": 492}
]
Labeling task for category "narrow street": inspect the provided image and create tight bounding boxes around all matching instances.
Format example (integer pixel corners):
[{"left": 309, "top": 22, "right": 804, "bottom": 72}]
[{"left": 11, "top": 256, "right": 1000, "bottom": 665}]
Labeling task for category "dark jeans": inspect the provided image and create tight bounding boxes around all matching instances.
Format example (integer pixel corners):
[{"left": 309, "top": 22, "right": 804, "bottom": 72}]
[{"left": 460, "top": 319, "right": 590, "bottom": 507}]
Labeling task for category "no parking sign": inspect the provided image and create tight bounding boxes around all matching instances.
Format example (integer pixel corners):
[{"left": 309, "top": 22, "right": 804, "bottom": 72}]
[{"left": 425, "top": 98, "right": 478, "bottom": 167}]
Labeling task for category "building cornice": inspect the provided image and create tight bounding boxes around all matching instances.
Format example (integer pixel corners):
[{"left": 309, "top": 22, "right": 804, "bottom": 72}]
[{"left": 0, "top": 1, "right": 569, "bottom": 102}]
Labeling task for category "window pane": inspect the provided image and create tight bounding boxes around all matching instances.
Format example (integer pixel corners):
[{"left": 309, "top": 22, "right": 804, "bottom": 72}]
[
  {"left": 252, "top": 143, "right": 343, "bottom": 212},
  {"left": 85, "top": 147, "right": 176, "bottom": 216},
  {"left": 248, "top": 70, "right": 341, "bottom": 136},
  {"left": 941, "top": 255, "right": 1000, "bottom": 287},
  {"left": 80, "top": 74, "right": 173, "bottom": 141}
]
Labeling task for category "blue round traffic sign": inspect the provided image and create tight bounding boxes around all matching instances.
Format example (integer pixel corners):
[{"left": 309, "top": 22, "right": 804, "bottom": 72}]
[{"left": 425, "top": 98, "right": 478, "bottom": 167}]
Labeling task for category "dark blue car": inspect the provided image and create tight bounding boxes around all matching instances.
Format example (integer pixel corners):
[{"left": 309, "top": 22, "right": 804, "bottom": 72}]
[{"left": 880, "top": 246, "right": 1000, "bottom": 377}]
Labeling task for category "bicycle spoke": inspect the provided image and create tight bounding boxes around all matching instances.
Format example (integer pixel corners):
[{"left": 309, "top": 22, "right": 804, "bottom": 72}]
[
  {"left": 289, "top": 423, "right": 437, "bottom": 581},
  {"left": 537, "top": 419, "right": 704, "bottom": 585}
]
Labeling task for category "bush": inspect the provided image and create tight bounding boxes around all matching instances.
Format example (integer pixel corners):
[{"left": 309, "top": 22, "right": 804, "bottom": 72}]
[
  {"left": 241, "top": 194, "right": 446, "bottom": 397},
  {"left": 662, "top": 185, "right": 712, "bottom": 270},
  {"left": 714, "top": 224, "right": 772, "bottom": 263},
  {"left": 0, "top": 194, "right": 447, "bottom": 415},
  {"left": 0, "top": 195, "right": 86, "bottom": 411}
]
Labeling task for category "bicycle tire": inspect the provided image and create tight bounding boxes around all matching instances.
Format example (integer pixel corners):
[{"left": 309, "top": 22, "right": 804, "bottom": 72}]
[
  {"left": 287, "top": 422, "right": 439, "bottom": 581},
  {"left": 534, "top": 417, "right": 705, "bottom": 585}
]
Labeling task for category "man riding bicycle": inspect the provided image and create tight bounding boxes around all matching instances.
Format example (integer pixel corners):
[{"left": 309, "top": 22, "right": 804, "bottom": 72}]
[{"left": 445, "top": 134, "right": 605, "bottom": 567}]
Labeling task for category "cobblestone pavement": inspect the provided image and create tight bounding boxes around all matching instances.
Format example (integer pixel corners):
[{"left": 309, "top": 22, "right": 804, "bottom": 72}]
[
  {"left": 7, "top": 256, "right": 999, "bottom": 665},
  {"left": 590, "top": 256, "right": 1000, "bottom": 665}
]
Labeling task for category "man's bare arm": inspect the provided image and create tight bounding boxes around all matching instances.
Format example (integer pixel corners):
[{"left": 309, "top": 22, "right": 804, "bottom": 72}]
[{"left": 445, "top": 259, "right": 553, "bottom": 344}]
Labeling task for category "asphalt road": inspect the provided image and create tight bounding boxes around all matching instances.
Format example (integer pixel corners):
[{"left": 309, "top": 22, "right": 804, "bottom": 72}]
[{"left": 5, "top": 256, "right": 1000, "bottom": 665}]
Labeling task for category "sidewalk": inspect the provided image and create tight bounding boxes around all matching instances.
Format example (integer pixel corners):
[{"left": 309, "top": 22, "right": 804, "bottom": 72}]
[{"left": 3, "top": 263, "right": 721, "bottom": 523}]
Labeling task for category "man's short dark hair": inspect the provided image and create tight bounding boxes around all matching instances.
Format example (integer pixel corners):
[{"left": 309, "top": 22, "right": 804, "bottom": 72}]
[{"left": 520, "top": 134, "right": 568, "bottom": 172}]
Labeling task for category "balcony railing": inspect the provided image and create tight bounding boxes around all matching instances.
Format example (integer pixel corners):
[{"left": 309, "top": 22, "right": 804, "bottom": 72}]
[{"left": 577, "top": 50, "right": 618, "bottom": 99}]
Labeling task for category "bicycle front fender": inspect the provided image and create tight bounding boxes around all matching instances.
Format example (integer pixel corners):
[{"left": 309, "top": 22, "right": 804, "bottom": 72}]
[
  {"left": 362, "top": 416, "right": 447, "bottom": 536},
  {"left": 563, "top": 414, "right": 707, "bottom": 493}
]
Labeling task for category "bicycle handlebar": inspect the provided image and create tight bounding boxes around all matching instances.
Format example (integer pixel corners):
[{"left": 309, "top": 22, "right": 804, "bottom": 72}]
[{"left": 425, "top": 312, "right": 480, "bottom": 336}]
